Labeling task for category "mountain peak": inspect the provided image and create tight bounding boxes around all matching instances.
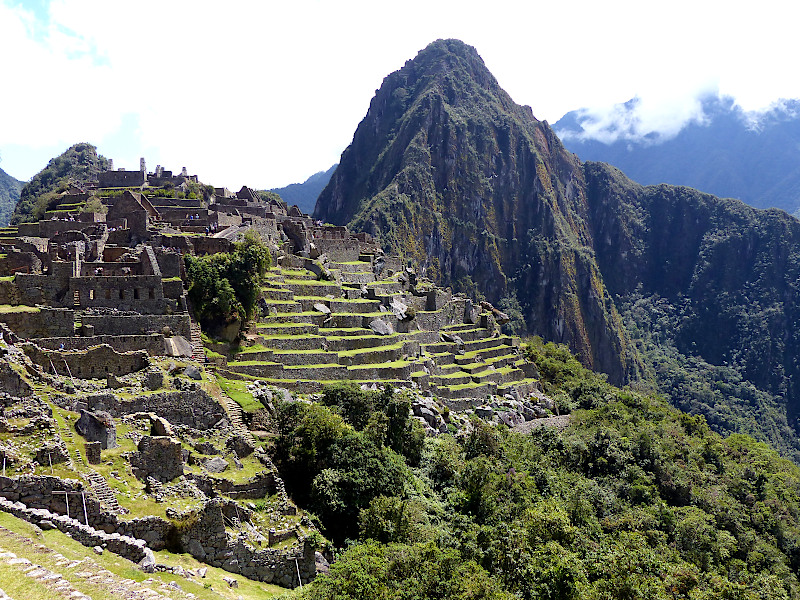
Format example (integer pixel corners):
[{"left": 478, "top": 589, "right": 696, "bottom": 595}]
[{"left": 314, "top": 40, "right": 629, "bottom": 383}]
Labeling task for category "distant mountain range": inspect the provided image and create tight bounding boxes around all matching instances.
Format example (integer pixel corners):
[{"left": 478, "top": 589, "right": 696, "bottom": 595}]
[
  {"left": 0, "top": 166, "right": 23, "bottom": 228},
  {"left": 555, "top": 96, "right": 800, "bottom": 215},
  {"left": 270, "top": 164, "right": 336, "bottom": 215}
]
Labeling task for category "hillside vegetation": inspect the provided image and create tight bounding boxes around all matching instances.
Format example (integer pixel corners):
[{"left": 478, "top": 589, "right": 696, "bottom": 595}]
[
  {"left": 0, "top": 166, "right": 23, "bottom": 228},
  {"left": 10, "top": 142, "right": 109, "bottom": 224},
  {"left": 313, "top": 39, "right": 800, "bottom": 465},
  {"left": 298, "top": 341, "right": 800, "bottom": 599}
]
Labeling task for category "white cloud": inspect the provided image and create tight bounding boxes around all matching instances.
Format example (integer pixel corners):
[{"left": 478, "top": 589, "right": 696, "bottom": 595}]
[{"left": 2, "top": 0, "right": 800, "bottom": 186}]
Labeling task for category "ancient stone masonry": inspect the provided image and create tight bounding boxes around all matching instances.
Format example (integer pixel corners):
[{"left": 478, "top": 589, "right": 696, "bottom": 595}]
[{"left": 0, "top": 157, "right": 555, "bottom": 591}]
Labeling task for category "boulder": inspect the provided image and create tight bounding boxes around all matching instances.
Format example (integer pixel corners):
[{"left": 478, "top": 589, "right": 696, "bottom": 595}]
[
  {"left": 313, "top": 303, "right": 331, "bottom": 315},
  {"left": 183, "top": 365, "right": 202, "bottom": 381},
  {"left": 131, "top": 436, "right": 184, "bottom": 483},
  {"left": 75, "top": 409, "right": 118, "bottom": 449},
  {"left": 389, "top": 298, "right": 408, "bottom": 320},
  {"left": 204, "top": 456, "right": 229, "bottom": 474},
  {"left": 369, "top": 318, "right": 394, "bottom": 336},
  {"left": 139, "top": 548, "right": 156, "bottom": 573},
  {"left": 226, "top": 433, "right": 255, "bottom": 458},
  {"left": 464, "top": 299, "right": 479, "bottom": 324}
]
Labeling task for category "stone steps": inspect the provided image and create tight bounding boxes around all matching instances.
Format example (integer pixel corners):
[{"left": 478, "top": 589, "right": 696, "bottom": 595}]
[{"left": 83, "top": 470, "right": 125, "bottom": 515}]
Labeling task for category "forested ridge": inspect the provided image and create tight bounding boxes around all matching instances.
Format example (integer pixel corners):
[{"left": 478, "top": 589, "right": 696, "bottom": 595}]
[{"left": 285, "top": 341, "right": 800, "bottom": 599}]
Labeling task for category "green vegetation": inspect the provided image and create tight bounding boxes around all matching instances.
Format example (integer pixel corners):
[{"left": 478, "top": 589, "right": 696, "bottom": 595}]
[
  {"left": 185, "top": 230, "right": 271, "bottom": 333},
  {"left": 215, "top": 374, "right": 265, "bottom": 413},
  {"left": 298, "top": 342, "right": 800, "bottom": 599},
  {"left": 11, "top": 143, "right": 109, "bottom": 224}
]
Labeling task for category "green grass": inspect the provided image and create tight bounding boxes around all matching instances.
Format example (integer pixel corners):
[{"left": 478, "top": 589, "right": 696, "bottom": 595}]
[
  {"left": 0, "top": 512, "right": 292, "bottom": 599},
  {"left": 0, "top": 304, "right": 39, "bottom": 313},
  {"left": 215, "top": 375, "right": 264, "bottom": 413}
]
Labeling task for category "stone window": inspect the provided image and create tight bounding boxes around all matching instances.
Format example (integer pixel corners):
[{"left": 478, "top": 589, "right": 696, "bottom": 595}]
[
  {"left": 119, "top": 289, "right": 124, "bottom": 300},
  {"left": 134, "top": 288, "right": 140, "bottom": 300},
  {"left": 149, "top": 288, "right": 155, "bottom": 300},
  {"left": 105, "top": 289, "right": 111, "bottom": 300},
  {"left": 89, "top": 289, "right": 95, "bottom": 300}
]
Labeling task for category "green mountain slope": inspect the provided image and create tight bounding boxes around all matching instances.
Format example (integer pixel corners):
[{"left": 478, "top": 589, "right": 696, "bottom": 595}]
[
  {"left": 0, "top": 166, "right": 23, "bottom": 228},
  {"left": 298, "top": 342, "right": 800, "bottom": 599},
  {"left": 11, "top": 142, "right": 109, "bottom": 225},
  {"left": 270, "top": 164, "right": 336, "bottom": 214},
  {"left": 313, "top": 39, "right": 800, "bottom": 463}
]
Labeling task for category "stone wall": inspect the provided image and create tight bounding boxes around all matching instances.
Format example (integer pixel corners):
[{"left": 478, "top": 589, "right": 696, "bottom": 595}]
[
  {"left": 0, "top": 279, "right": 19, "bottom": 304},
  {"left": 0, "top": 307, "right": 75, "bottom": 338},
  {"left": 33, "top": 334, "right": 165, "bottom": 356},
  {"left": 82, "top": 389, "right": 225, "bottom": 430},
  {"left": 154, "top": 249, "right": 182, "bottom": 278},
  {"left": 0, "top": 249, "right": 41, "bottom": 276},
  {"left": 98, "top": 170, "right": 146, "bottom": 187},
  {"left": 22, "top": 343, "right": 150, "bottom": 379},
  {"left": 81, "top": 313, "right": 191, "bottom": 339},
  {"left": 14, "top": 271, "right": 70, "bottom": 306},
  {"left": 313, "top": 237, "right": 360, "bottom": 262},
  {"left": 193, "top": 237, "right": 233, "bottom": 256},
  {"left": 191, "top": 472, "right": 277, "bottom": 500},
  {"left": 69, "top": 275, "right": 171, "bottom": 312},
  {"left": 0, "top": 496, "right": 150, "bottom": 564},
  {"left": 179, "top": 499, "right": 315, "bottom": 587},
  {"left": 79, "top": 262, "right": 143, "bottom": 276}
]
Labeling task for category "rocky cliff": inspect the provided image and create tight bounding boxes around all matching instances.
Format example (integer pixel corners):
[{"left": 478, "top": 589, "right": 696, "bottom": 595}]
[{"left": 315, "top": 39, "right": 635, "bottom": 385}]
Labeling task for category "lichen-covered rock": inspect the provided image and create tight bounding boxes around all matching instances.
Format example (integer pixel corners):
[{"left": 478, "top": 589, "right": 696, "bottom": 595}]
[
  {"left": 131, "top": 436, "right": 183, "bottom": 483},
  {"left": 75, "top": 409, "right": 117, "bottom": 449}
]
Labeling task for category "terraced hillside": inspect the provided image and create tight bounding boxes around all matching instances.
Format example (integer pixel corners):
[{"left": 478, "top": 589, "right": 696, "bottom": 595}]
[{"left": 217, "top": 253, "right": 540, "bottom": 403}]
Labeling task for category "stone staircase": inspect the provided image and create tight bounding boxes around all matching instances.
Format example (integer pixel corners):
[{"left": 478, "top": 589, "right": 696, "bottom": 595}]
[
  {"left": 83, "top": 470, "right": 125, "bottom": 515},
  {"left": 189, "top": 315, "right": 203, "bottom": 360}
]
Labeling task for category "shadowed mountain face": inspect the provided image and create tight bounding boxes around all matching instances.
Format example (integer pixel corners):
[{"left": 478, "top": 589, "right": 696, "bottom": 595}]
[
  {"left": 556, "top": 96, "right": 800, "bottom": 216},
  {"left": 0, "top": 166, "right": 23, "bottom": 228},
  {"left": 314, "top": 39, "right": 800, "bottom": 462},
  {"left": 270, "top": 164, "right": 337, "bottom": 215}
]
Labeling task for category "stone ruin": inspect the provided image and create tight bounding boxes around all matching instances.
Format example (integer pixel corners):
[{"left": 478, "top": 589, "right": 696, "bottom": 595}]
[{"left": 0, "top": 158, "right": 558, "bottom": 589}]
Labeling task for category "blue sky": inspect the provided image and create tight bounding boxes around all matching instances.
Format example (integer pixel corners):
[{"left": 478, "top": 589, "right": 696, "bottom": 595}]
[{"left": 1, "top": 0, "right": 798, "bottom": 190}]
